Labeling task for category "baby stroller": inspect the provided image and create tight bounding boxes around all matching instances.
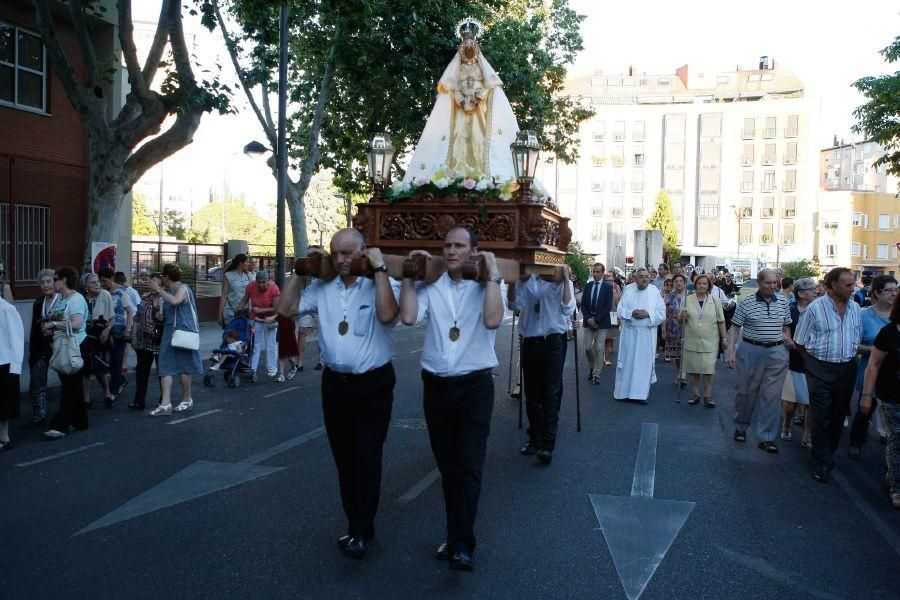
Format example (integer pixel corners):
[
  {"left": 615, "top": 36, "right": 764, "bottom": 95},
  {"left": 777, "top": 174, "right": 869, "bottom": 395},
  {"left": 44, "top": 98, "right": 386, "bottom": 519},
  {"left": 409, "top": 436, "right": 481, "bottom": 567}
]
[{"left": 202, "top": 315, "right": 254, "bottom": 388}]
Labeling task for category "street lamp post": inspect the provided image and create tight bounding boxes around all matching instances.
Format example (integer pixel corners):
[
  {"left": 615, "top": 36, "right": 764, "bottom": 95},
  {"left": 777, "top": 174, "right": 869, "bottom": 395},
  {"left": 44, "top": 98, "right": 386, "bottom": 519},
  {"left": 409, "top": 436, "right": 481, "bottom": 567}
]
[
  {"left": 510, "top": 130, "right": 541, "bottom": 202},
  {"left": 365, "top": 133, "right": 396, "bottom": 200},
  {"left": 274, "top": 0, "right": 289, "bottom": 289}
]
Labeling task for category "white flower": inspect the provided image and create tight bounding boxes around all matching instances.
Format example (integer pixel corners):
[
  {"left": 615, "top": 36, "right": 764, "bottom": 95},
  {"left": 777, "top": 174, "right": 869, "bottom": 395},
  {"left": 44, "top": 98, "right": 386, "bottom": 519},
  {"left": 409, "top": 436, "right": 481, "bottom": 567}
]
[
  {"left": 416, "top": 177, "right": 430, "bottom": 186},
  {"left": 392, "top": 180, "right": 411, "bottom": 194},
  {"left": 433, "top": 177, "right": 451, "bottom": 189},
  {"left": 475, "top": 178, "right": 491, "bottom": 192}
]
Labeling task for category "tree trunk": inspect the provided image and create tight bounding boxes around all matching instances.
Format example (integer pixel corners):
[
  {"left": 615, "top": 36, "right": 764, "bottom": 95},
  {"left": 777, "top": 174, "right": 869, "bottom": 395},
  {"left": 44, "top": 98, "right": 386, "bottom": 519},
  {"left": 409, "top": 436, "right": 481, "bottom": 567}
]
[
  {"left": 285, "top": 180, "right": 308, "bottom": 257},
  {"left": 84, "top": 155, "right": 127, "bottom": 268}
]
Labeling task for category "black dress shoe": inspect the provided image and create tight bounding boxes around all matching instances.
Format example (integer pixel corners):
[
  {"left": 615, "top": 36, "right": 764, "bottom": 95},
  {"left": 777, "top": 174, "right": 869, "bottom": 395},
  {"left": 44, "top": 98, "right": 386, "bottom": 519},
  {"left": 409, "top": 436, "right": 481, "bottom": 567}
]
[
  {"left": 340, "top": 536, "right": 366, "bottom": 559},
  {"left": 127, "top": 401, "right": 145, "bottom": 411},
  {"left": 0, "top": 440, "right": 12, "bottom": 452},
  {"left": 25, "top": 418, "right": 45, "bottom": 429},
  {"left": 435, "top": 542, "right": 449, "bottom": 560},
  {"left": 337, "top": 535, "right": 351, "bottom": 548},
  {"left": 537, "top": 448, "right": 553, "bottom": 464},
  {"left": 813, "top": 469, "right": 830, "bottom": 483},
  {"left": 587, "top": 368, "right": 593, "bottom": 381},
  {"left": 520, "top": 441, "right": 538, "bottom": 456},
  {"left": 449, "top": 551, "right": 474, "bottom": 571}
]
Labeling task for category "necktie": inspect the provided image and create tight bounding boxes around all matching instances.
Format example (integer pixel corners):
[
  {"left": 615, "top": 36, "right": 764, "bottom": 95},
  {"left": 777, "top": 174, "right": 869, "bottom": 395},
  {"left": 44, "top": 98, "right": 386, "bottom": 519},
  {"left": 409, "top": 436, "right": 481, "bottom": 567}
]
[{"left": 592, "top": 282, "right": 600, "bottom": 309}]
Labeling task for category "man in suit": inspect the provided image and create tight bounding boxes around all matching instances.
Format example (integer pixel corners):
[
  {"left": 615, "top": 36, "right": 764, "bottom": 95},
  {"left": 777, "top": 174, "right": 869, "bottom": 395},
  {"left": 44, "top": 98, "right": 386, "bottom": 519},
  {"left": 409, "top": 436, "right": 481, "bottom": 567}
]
[{"left": 582, "top": 262, "right": 614, "bottom": 385}]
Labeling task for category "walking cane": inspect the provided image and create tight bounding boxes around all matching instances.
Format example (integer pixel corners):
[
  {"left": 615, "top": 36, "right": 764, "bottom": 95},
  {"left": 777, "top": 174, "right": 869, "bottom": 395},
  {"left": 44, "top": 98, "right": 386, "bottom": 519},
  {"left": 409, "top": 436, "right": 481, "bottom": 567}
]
[
  {"left": 507, "top": 311, "right": 517, "bottom": 396},
  {"left": 573, "top": 314, "right": 581, "bottom": 432},
  {"left": 517, "top": 334, "right": 524, "bottom": 429},
  {"left": 676, "top": 337, "right": 685, "bottom": 404}
]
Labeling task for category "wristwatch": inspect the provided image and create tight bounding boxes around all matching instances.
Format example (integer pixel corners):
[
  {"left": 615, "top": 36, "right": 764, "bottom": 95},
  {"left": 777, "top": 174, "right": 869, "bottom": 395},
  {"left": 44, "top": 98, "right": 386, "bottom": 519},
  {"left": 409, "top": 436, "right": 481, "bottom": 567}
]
[
  {"left": 373, "top": 264, "right": 388, "bottom": 273},
  {"left": 487, "top": 275, "right": 503, "bottom": 285}
]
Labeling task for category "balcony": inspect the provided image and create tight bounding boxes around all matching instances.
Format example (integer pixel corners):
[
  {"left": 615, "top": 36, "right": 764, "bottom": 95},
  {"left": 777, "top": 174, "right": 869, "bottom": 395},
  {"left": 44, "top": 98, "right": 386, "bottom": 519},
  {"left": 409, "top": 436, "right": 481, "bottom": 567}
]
[
  {"left": 781, "top": 237, "right": 795, "bottom": 245},
  {"left": 613, "top": 132, "right": 625, "bottom": 141},
  {"left": 785, "top": 127, "right": 799, "bottom": 138},
  {"left": 611, "top": 182, "right": 624, "bottom": 193},
  {"left": 591, "top": 183, "right": 605, "bottom": 192},
  {"left": 740, "top": 182, "right": 754, "bottom": 193},
  {"left": 761, "top": 183, "right": 775, "bottom": 193},
  {"left": 760, "top": 233, "right": 774, "bottom": 245},
  {"left": 611, "top": 156, "right": 625, "bottom": 167},
  {"left": 783, "top": 181, "right": 797, "bottom": 192},
  {"left": 783, "top": 155, "right": 797, "bottom": 165},
  {"left": 742, "top": 129, "right": 755, "bottom": 140},
  {"left": 631, "top": 182, "right": 644, "bottom": 192},
  {"left": 764, "top": 128, "right": 776, "bottom": 138},
  {"left": 783, "top": 209, "right": 796, "bottom": 218},
  {"left": 633, "top": 156, "right": 645, "bottom": 167},
  {"left": 740, "top": 208, "right": 753, "bottom": 218},
  {"left": 761, "top": 208, "right": 774, "bottom": 218},
  {"left": 761, "top": 155, "right": 775, "bottom": 166},
  {"left": 591, "top": 208, "right": 604, "bottom": 217},
  {"left": 610, "top": 208, "right": 623, "bottom": 217},
  {"left": 741, "top": 156, "right": 754, "bottom": 166},
  {"left": 632, "top": 207, "right": 643, "bottom": 217},
  {"left": 632, "top": 130, "right": 645, "bottom": 142}
]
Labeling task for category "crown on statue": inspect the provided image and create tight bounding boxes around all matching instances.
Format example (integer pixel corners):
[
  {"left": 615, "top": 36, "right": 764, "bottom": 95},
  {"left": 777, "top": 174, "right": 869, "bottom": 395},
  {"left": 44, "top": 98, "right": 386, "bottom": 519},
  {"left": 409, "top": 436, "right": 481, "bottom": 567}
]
[{"left": 456, "top": 16, "right": 485, "bottom": 41}]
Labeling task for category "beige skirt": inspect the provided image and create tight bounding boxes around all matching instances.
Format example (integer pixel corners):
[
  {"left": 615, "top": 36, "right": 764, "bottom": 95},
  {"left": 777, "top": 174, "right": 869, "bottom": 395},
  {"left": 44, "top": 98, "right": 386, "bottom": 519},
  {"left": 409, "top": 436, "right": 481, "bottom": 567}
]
[{"left": 683, "top": 350, "right": 717, "bottom": 375}]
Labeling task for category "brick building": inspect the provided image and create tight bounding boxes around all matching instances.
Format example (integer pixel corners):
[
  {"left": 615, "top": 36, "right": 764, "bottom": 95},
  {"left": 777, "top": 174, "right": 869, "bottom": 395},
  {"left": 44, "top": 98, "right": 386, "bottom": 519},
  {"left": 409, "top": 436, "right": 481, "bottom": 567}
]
[{"left": 0, "top": 0, "right": 126, "bottom": 301}]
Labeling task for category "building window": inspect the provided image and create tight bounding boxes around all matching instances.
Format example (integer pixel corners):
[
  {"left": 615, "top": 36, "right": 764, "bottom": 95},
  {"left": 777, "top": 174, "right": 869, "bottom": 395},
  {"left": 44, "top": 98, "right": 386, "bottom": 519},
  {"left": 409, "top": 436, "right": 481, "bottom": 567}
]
[
  {"left": 593, "top": 123, "right": 606, "bottom": 142},
  {"left": 764, "top": 116, "right": 776, "bottom": 138},
  {"left": 784, "top": 142, "right": 798, "bottom": 165},
  {"left": 741, "top": 171, "right": 754, "bottom": 193},
  {"left": 740, "top": 196, "right": 753, "bottom": 217},
  {"left": 851, "top": 212, "right": 862, "bottom": 227},
  {"left": 632, "top": 121, "right": 645, "bottom": 141},
  {"left": 611, "top": 147, "right": 625, "bottom": 167},
  {"left": 631, "top": 171, "right": 644, "bottom": 192},
  {"left": 633, "top": 146, "right": 644, "bottom": 167},
  {"left": 781, "top": 223, "right": 795, "bottom": 245},
  {"left": 783, "top": 195, "right": 796, "bottom": 218},
  {"left": 863, "top": 143, "right": 872, "bottom": 156},
  {"left": 699, "top": 204, "right": 719, "bottom": 219},
  {"left": 761, "top": 222, "right": 774, "bottom": 244},
  {"left": 879, "top": 214, "right": 890, "bottom": 229},
  {"left": 785, "top": 115, "right": 799, "bottom": 138},
  {"left": 784, "top": 170, "right": 797, "bottom": 192},
  {"left": 851, "top": 243, "right": 861, "bottom": 257},
  {"left": 761, "top": 196, "right": 775, "bottom": 218},
  {"left": 762, "top": 143, "right": 776, "bottom": 165},
  {"left": 591, "top": 181, "right": 605, "bottom": 193},
  {"left": 742, "top": 118, "right": 755, "bottom": 139},
  {"left": 762, "top": 170, "right": 775, "bottom": 192},
  {"left": 0, "top": 203, "right": 50, "bottom": 284},
  {"left": 611, "top": 173, "right": 624, "bottom": 193},
  {"left": 591, "top": 222, "right": 603, "bottom": 242},
  {"left": 740, "top": 223, "right": 752, "bottom": 244},
  {"left": 878, "top": 244, "right": 889, "bottom": 260},
  {"left": 0, "top": 22, "right": 48, "bottom": 112},
  {"left": 591, "top": 153, "right": 606, "bottom": 167},
  {"left": 613, "top": 121, "right": 625, "bottom": 141},
  {"left": 825, "top": 244, "right": 836, "bottom": 259},
  {"left": 741, "top": 144, "right": 754, "bottom": 166},
  {"left": 632, "top": 196, "right": 644, "bottom": 217},
  {"left": 591, "top": 205, "right": 604, "bottom": 217}
]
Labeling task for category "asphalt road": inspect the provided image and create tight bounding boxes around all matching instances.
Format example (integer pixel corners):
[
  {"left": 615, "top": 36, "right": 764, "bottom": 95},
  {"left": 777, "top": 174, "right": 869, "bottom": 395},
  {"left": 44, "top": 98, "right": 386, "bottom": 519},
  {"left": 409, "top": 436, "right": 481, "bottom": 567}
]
[{"left": 2, "top": 316, "right": 899, "bottom": 600}]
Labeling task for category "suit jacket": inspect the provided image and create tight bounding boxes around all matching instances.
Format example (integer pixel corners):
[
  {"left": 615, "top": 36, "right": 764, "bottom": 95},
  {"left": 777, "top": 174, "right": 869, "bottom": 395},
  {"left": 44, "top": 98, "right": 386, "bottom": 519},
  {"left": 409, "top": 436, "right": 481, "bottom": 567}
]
[{"left": 581, "top": 279, "right": 613, "bottom": 329}]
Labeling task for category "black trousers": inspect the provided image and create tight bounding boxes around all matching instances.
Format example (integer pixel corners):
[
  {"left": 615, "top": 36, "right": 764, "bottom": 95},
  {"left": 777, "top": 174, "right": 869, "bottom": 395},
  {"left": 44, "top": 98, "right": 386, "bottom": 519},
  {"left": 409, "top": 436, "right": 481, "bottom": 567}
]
[
  {"left": 522, "top": 333, "right": 567, "bottom": 450},
  {"left": 804, "top": 355, "right": 857, "bottom": 472},
  {"left": 49, "top": 369, "right": 88, "bottom": 432},
  {"left": 322, "top": 363, "right": 395, "bottom": 539},
  {"left": 422, "top": 368, "right": 493, "bottom": 555},
  {"left": 133, "top": 348, "right": 159, "bottom": 408}
]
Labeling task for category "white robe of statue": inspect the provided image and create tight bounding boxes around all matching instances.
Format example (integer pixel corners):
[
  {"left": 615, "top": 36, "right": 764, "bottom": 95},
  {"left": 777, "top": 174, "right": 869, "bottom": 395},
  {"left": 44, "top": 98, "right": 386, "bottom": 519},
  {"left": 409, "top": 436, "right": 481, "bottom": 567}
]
[
  {"left": 402, "top": 50, "right": 519, "bottom": 183},
  {"left": 614, "top": 284, "right": 666, "bottom": 401}
]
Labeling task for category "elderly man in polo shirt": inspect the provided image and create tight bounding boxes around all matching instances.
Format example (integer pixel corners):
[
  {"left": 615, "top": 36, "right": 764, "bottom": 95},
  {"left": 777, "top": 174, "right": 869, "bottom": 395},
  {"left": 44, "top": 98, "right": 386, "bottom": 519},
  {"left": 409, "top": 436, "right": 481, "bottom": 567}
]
[
  {"left": 793, "top": 267, "right": 862, "bottom": 483},
  {"left": 726, "top": 268, "right": 792, "bottom": 452}
]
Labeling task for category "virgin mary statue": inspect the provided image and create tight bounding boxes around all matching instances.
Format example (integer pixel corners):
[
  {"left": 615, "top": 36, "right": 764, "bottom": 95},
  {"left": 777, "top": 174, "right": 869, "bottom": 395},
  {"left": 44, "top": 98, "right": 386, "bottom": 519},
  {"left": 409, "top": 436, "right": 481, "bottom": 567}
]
[{"left": 402, "top": 19, "right": 520, "bottom": 183}]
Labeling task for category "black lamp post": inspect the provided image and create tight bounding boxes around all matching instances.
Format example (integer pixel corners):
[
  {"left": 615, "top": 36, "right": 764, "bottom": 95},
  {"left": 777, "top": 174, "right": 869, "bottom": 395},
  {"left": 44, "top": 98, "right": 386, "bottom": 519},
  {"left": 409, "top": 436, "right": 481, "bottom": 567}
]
[
  {"left": 365, "top": 132, "right": 395, "bottom": 200},
  {"left": 510, "top": 130, "right": 541, "bottom": 202}
]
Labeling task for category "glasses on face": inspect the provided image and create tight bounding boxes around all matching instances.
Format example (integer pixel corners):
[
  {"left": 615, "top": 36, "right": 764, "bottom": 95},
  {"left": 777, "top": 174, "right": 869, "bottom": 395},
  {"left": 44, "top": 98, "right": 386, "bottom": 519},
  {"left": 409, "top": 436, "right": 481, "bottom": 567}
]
[
  {"left": 0, "top": 270, "right": 5, "bottom": 276},
  {"left": 883, "top": 287, "right": 898, "bottom": 294}
]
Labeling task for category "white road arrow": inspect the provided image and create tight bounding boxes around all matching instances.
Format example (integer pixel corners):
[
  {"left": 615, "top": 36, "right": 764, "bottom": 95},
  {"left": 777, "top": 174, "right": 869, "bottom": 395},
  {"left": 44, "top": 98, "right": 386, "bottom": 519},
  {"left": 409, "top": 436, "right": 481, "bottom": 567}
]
[
  {"left": 75, "top": 427, "right": 325, "bottom": 536},
  {"left": 589, "top": 423, "right": 695, "bottom": 600}
]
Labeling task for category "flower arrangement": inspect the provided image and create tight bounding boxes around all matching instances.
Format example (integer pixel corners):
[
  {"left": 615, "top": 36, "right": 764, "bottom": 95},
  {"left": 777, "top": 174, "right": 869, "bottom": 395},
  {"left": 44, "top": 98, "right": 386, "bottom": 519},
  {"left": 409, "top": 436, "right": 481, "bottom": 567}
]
[{"left": 385, "top": 167, "right": 525, "bottom": 204}]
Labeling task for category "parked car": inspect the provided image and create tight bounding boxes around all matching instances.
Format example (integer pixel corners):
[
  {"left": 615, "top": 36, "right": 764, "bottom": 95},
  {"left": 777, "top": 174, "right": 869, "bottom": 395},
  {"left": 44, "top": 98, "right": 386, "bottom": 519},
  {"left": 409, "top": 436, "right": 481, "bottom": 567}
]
[{"left": 207, "top": 266, "right": 224, "bottom": 282}]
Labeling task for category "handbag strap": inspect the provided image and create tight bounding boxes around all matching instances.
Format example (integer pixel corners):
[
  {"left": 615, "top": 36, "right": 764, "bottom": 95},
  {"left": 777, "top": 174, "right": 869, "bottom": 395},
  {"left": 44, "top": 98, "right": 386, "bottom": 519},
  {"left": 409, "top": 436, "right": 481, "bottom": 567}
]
[{"left": 172, "top": 286, "right": 199, "bottom": 333}]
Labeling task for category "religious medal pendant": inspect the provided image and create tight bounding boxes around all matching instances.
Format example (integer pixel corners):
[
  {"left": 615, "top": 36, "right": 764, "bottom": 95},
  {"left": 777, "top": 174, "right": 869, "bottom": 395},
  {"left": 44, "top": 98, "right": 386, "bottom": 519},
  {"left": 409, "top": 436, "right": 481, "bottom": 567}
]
[
  {"left": 449, "top": 321, "right": 461, "bottom": 342},
  {"left": 338, "top": 320, "right": 349, "bottom": 336}
]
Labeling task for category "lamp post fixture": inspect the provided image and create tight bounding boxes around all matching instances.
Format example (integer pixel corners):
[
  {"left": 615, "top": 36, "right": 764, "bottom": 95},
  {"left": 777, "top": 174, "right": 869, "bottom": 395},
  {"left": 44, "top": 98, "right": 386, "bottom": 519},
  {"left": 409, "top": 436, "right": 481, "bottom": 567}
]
[
  {"left": 365, "top": 132, "right": 395, "bottom": 200},
  {"left": 510, "top": 130, "right": 541, "bottom": 202}
]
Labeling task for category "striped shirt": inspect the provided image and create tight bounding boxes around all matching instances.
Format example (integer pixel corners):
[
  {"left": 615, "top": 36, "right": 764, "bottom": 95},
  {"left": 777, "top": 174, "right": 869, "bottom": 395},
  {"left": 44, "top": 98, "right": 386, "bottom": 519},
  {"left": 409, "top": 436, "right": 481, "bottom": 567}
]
[
  {"left": 731, "top": 292, "right": 792, "bottom": 342},
  {"left": 793, "top": 294, "right": 862, "bottom": 363}
]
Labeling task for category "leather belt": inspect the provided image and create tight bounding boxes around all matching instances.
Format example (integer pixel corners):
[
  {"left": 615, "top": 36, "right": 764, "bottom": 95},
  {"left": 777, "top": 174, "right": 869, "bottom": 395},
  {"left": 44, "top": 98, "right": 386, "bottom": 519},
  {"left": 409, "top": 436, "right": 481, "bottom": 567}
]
[
  {"left": 742, "top": 338, "right": 783, "bottom": 348},
  {"left": 523, "top": 333, "right": 567, "bottom": 342}
]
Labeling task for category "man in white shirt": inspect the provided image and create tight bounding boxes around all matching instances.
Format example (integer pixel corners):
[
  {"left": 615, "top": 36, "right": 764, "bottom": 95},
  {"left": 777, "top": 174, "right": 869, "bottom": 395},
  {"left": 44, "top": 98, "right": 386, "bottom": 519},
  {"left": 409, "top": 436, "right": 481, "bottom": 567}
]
[
  {"left": 614, "top": 268, "right": 667, "bottom": 403},
  {"left": 279, "top": 229, "right": 400, "bottom": 560},
  {"left": 510, "top": 268, "right": 575, "bottom": 463},
  {"left": 400, "top": 227, "right": 505, "bottom": 572}
]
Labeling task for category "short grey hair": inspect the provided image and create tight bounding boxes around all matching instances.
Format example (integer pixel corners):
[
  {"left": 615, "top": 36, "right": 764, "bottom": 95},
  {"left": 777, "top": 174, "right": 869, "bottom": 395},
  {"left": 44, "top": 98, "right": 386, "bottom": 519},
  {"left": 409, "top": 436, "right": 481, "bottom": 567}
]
[
  {"left": 634, "top": 267, "right": 650, "bottom": 275},
  {"left": 793, "top": 277, "right": 817, "bottom": 297},
  {"left": 79, "top": 271, "right": 97, "bottom": 291},
  {"left": 757, "top": 268, "right": 778, "bottom": 283},
  {"left": 36, "top": 268, "right": 55, "bottom": 281},
  {"left": 255, "top": 270, "right": 269, "bottom": 281}
]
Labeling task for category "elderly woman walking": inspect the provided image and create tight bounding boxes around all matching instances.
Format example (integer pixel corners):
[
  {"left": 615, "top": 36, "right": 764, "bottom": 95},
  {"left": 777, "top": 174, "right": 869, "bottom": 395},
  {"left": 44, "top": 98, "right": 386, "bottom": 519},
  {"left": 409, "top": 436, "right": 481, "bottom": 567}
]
[
  {"left": 781, "top": 277, "right": 817, "bottom": 447},
  {"left": 148, "top": 264, "right": 202, "bottom": 416},
  {"left": 848, "top": 275, "right": 898, "bottom": 457},
  {"left": 679, "top": 273, "right": 727, "bottom": 406},
  {"left": 127, "top": 273, "right": 164, "bottom": 411},
  {"left": 663, "top": 274, "right": 688, "bottom": 384},
  {"left": 80, "top": 271, "right": 115, "bottom": 408},
  {"left": 28, "top": 269, "right": 58, "bottom": 426}
]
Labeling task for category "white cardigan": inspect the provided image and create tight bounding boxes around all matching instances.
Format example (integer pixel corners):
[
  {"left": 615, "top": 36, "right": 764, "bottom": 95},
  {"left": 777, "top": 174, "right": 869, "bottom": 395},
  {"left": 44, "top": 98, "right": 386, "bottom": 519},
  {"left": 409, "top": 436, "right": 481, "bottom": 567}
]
[{"left": 0, "top": 297, "right": 24, "bottom": 375}]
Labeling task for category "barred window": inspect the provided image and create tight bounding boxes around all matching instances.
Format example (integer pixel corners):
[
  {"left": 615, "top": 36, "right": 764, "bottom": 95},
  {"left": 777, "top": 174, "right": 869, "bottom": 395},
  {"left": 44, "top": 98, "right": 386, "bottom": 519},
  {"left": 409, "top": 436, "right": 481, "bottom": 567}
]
[{"left": 0, "top": 203, "right": 50, "bottom": 284}]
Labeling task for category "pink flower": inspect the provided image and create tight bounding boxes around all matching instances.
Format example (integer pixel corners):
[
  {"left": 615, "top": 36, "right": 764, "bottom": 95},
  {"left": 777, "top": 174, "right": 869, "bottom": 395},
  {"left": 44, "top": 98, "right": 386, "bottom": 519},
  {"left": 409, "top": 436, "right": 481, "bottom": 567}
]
[
  {"left": 463, "top": 178, "right": 477, "bottom": 190},
  {"left": 417, "top": 177, "right": 430, "bottom": 186}
]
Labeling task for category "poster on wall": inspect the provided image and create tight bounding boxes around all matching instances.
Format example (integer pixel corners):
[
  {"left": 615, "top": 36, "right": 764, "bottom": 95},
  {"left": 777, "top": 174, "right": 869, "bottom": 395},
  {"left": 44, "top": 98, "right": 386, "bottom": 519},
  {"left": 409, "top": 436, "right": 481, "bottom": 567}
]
[{"left": 91, "top": 243, "right": 117, "bottom": 273}]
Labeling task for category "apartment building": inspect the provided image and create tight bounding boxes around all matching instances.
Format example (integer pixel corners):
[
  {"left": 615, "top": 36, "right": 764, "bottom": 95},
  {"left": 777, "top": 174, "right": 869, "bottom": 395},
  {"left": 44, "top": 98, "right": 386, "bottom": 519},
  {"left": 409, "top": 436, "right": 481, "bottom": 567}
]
[
  {"left": 536, "top": 57, "right": 820, "bottom": 275},
  {"left": 816, "top": 140, "right": 899, "bottom": 276},
  {"left": 0, "top": 0, "right": 127, "bottom": 300}
]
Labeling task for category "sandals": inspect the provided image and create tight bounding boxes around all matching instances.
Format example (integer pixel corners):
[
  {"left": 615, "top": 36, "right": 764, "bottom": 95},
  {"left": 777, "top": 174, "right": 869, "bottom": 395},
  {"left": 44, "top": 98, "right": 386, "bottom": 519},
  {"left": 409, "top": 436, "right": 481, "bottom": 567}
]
[
  {"left": 801, "top": 439, "right": 812, "bottom": 450},
  {"left": 733, "top": 430, "right": 746, "bottom": 442},
  {"left": 704, "top": 397, "right": 716, "bottom": 408},
  {"left": 780, "top": 430, "right": 792, "bottom": 441},
  {"left": 149, "top": 404, "right": 173, "bottom": 417},
  {"left": 793, "top": 414, "right": 805, "bottom": 426},
  {"left": 688, "top": 394, "right": 700, "bottom": 405}
]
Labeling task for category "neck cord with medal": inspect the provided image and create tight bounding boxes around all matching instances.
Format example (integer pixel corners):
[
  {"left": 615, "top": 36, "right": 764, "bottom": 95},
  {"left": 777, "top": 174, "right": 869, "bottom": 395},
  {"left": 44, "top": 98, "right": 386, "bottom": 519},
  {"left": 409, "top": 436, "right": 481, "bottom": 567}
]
[
  {"left": 42, "top": 293, "right": 59, "bottom": 319},
  {"left": 337, "top": 278, "right": 354, "bottom": 335},
  {"left": 441, "top": 276, "right": 465, "bottom": 341}
]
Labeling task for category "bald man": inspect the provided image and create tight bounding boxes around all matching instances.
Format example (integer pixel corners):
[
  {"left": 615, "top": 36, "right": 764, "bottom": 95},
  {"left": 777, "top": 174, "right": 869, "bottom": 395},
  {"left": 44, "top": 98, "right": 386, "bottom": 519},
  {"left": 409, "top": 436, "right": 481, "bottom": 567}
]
[{"left": 280, "top": 229, "right": 400, "bottom": 560}]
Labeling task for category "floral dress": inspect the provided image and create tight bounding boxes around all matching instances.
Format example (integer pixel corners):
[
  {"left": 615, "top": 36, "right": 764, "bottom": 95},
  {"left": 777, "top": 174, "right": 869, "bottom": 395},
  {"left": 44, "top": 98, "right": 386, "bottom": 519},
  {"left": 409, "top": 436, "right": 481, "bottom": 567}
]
[{"left": 664, "top": 291, "right": 686, "bottom": 359}]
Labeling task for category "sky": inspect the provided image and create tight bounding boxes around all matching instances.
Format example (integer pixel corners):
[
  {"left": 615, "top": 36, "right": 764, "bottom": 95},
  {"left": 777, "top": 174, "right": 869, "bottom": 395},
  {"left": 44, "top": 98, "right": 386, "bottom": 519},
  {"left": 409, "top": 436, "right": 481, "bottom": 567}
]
[{"left": 132, "top": 1, "right": 900, "bottom": 215}]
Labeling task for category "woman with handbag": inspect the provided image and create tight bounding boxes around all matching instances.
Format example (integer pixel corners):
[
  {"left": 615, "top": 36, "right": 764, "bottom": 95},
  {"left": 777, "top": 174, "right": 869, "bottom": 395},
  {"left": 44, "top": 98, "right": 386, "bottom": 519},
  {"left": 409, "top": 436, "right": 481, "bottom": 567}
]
[
  {"left": 679, "top": 273, "right": 727, "bottom": 407},
  {"left": 79, "top": 272, "right": 115, "bottom": 408},
  {"left": 44, "top": 267, "right": 90, "bottom": 440},
  {"left": 148, "top": 264, "right": 202, "bottom": 416},
  {"left": 127, "top": 273, "right": 165, "bottom": 410},
  {"left": 27, "top": 269, "right": 58, "bottom": 426}
]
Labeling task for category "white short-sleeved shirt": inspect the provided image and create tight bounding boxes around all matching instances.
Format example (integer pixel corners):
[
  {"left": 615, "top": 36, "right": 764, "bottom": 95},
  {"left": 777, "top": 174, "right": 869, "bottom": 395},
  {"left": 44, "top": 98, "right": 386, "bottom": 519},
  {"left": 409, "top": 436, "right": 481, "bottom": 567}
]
[
  {"left": 509, "top": 274, "right": 576, "bottom": 337},
  {"left": 298, "top": 276, "right": 400, "bottom": 374},
  {"left": 415, "top": 273, "right": 507, "bottom": 377}
]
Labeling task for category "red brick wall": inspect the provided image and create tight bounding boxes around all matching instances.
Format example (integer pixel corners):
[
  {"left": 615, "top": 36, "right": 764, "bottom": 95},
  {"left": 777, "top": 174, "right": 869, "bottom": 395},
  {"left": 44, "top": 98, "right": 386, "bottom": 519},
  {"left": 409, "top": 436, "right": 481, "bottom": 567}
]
[{"left": 0, "top": 2, "right": 91, "bottom": 299}]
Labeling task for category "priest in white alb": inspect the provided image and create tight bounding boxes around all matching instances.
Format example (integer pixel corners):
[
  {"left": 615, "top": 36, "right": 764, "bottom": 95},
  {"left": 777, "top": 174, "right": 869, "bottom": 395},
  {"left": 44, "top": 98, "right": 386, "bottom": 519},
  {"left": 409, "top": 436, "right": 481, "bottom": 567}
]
[{"left": 614, "top": 268, "right": 666, "bottom": 403}]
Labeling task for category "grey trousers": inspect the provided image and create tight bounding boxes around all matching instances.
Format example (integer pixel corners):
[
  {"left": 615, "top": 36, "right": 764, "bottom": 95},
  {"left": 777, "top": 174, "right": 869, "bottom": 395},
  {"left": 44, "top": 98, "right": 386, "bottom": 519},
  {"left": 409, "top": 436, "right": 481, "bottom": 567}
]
[{"left": 733, "top": 342, "right": 789, "bottom": 442}]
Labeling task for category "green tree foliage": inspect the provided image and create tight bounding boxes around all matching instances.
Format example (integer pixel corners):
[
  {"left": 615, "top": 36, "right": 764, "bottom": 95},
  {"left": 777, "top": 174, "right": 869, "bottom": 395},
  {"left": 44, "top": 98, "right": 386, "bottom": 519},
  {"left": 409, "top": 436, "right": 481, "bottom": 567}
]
[
  {"left": 191, "top": 196, "right": 280, "bottom": 251},
  {"left": 304, "top": 172, "right": 351, "bottom": 248},
  {"left": 565, "top": 240, "right": 593, "bottom": 290},
  {"left": 645, "top": 191, "right": 681, "bottom": 263},
  {"left": 131, "top": 193, "right": 158, "bottom": 236},
  {"left": 853, "top": 36, "right": 900, "bottom": 193},
  {"left": 781, "top": 259, "right": 821, "bottom": 280}
]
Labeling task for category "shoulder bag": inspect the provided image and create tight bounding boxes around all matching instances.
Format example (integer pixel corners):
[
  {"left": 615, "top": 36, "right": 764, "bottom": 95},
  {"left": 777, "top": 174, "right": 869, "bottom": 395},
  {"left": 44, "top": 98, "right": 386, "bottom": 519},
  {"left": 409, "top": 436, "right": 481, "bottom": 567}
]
[
  {"left": 50, "top": 319, "right": 84, "bottom": 375},
  {"left": 171, "top": 291, "right": 200, "bottom": 351}
]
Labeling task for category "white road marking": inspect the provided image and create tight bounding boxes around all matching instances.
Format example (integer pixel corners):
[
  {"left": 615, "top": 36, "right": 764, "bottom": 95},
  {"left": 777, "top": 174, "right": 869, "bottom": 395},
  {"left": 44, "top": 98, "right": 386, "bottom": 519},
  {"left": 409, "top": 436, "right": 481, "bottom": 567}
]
[
  {"left": 168, "top": 409, "right": 223, "bottom": 425},
  {"left": 263, "top": 386, "right": 299, "bottom": 398},
  {"left": 15, "top": 442, "right": 106, "bottom": 468},
  {"left": 398, "top": 468, "right": 441, "bottom": 503}
]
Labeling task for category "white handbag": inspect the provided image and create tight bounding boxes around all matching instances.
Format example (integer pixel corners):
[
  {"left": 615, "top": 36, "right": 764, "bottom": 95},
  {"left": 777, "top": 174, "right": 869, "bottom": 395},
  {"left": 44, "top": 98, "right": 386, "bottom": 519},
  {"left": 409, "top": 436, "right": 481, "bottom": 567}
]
[
  {"left": 171, "top": 292, "right": 200, "bottom": 351},
  {"left": 50, "top": 320, "right": 84, "bottom": 375}
]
